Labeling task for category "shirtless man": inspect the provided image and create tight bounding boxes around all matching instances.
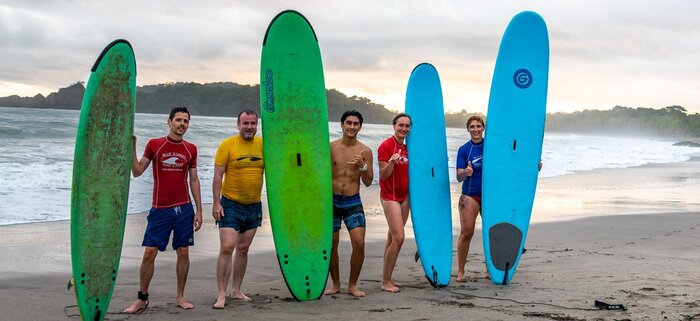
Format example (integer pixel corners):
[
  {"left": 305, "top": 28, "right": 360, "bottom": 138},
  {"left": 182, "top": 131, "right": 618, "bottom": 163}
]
[{"left": 324, "top": 110, "right": 374, "bottom": 297}]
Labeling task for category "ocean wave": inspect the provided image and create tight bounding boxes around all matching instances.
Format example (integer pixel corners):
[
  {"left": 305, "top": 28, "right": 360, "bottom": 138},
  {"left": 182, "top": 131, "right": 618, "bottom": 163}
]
[{"left": 1, "top": 107, "right": 698, "bottom": 226}]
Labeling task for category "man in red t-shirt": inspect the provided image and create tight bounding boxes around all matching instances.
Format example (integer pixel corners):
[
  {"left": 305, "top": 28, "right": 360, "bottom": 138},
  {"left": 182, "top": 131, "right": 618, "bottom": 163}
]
[{"left": 123, "top": 106, "right": 203, "bottom": 313}]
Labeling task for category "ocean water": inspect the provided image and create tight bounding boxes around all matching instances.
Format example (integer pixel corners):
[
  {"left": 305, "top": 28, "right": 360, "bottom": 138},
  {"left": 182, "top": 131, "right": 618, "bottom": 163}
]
[{"left": 1, "top": 106, "right": 697, "bottom": 226}]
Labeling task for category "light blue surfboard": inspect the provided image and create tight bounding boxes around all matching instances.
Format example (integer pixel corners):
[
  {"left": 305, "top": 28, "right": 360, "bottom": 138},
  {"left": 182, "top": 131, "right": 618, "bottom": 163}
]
[
  {"left": 482, "top": 11, "right": 549, "bottom": 285},
  {"left": 406, "top": 63, "right": 452, "bottom": 287}
]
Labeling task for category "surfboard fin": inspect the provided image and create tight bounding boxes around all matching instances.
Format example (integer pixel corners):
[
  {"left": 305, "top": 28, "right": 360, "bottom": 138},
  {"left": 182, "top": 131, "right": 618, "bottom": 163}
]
[
  {"left": 414, "top": 251, "right": 420, "bottom": 262},
  {"left": 67, "top": 277, "right": 75, "bottom": 291},
  {"left": 432, "top": 267, "right": 438, "bottom": 287}
]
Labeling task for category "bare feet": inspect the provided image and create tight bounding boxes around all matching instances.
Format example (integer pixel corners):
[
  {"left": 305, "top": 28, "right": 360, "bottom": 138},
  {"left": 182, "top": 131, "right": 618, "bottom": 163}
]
[
  {"left": 212, "top": 296, "right": 226, "bottom": 309},
  {"left": 348, "top": 286, "right": 365, "bottom": 297},
  {"left": 391, "top": 280, "right": 402, "bottom": 288},
  {"left": 176, "top": 297, "right": 194, "bottom": 310},
  {"left": 122, "top": 299, "right": 148, "bottom": 314},
  {"left": 324, "top": 284, "right": 341, "bottom": 295},
  {"left": 231, "top": 291, "right": 252, "bottom": 302},
  {"left": 380, "top": 281, "right": 400, "bottom": 293},
  {"left": 456, "top": 272, "right": 466, "bottom": 282}
]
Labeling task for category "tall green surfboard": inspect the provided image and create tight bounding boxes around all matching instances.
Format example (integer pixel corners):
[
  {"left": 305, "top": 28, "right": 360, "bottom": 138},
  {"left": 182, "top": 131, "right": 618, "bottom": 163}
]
[
  {"left": 70, "top": 39, "right": 136, "bottom": 321},
  {"left": 260, "top": 10, "right": 332, "bottom": 301}
]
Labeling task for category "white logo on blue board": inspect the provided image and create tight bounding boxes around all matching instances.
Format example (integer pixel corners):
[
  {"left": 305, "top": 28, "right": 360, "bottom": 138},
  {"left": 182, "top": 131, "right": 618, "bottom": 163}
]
[{"left": 513, "top": 69, "right": 532, "bottom": 89}]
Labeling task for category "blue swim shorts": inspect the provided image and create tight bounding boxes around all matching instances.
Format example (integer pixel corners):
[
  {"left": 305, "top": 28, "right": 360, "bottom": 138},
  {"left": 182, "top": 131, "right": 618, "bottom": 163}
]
[
  {"left": 217, "top": 196, "right": 262, "bottom": 233},
  {"left": 332, "top": 193, "right": 366, "bottom": 232},
  {"left": 142, "top": 203, "right": 195, "bottom": 251}
]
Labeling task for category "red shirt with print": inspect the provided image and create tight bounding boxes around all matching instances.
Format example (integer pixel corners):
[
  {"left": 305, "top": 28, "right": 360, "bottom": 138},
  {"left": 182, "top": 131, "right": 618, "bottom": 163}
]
[
  {"left": 143, "top": 136, "right": 198, "bottom": 208},
  {"left": 378, "top": 136, "right": 409, "bottom": 202}
]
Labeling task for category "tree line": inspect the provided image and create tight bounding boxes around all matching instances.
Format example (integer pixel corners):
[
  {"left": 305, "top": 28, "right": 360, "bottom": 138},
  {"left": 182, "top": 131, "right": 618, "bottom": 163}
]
[
  {"left": 546, "top": 105, "right": 700, "bottom": 137},
  {"left": 0, "top": 81, "right": 403, "bottom": 124},
  {"left": 0, "top": 81, "right": 493, "bottom": 127},
  {"left": 1, "top": 82, "right": 698, "bottom": 135}
]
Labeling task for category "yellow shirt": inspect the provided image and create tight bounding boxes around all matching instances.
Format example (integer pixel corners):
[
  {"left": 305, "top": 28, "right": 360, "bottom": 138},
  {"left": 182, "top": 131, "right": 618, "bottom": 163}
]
[{"left": 214, "top": 135, "right": 264, "bottom": 204}]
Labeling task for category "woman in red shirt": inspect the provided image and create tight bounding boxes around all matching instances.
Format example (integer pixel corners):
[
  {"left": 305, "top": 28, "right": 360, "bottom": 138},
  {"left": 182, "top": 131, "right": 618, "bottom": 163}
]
[{"left": 377, "top": 113, "right": 411, "bottom": 293}]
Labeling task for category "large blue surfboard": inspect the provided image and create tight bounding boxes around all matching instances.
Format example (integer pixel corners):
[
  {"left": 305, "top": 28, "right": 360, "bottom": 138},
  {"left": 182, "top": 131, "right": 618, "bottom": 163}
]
[
  {"left": 482, "top": 11, "right": 549, "bottom": 285},
  {"left": 406, "top": 63, "right": 452, "bottom": 287}
]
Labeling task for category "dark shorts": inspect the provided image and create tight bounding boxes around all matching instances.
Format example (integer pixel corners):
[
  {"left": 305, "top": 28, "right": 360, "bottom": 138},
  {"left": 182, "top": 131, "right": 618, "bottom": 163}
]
[
  {"left": 333, "top": 193, "right": 366, "bottom": 232},
  {"left": 143, "top": 203, "right": 195, "bottom": 251},
  {"left": 217, "top": 196, "right": 262, "bottom": 233}
]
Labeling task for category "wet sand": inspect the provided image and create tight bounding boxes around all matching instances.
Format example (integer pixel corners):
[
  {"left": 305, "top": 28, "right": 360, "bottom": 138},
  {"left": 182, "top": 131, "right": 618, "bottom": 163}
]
[{"left": 0, "top": 157, "right": 698, "bottom": 320}]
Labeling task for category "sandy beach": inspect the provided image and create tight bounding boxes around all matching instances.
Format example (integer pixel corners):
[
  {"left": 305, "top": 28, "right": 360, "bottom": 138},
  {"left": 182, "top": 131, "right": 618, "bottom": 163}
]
[{"left": 1, "top": 157, "right": 699, "bottom": 321}]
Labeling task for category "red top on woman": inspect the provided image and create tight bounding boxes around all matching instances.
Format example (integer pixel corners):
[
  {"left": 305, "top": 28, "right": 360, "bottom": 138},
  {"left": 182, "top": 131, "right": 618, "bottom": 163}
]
[{"left": 378, "top": 136, "right": 409, "bottom": 202}]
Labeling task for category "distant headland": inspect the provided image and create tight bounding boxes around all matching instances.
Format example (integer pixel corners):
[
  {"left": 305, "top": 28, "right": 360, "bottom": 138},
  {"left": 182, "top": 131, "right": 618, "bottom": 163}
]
[
  {"left": 1, "top": 82, "right": 698, "bottom": 137},
  {"left": 0, "top": 81, "right": 470, "bottom": 127}
]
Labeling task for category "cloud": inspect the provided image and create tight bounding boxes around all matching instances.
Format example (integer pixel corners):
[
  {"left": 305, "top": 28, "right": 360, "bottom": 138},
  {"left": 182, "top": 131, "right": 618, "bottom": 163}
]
[{"left": 0, "top": 0, "right": 698, "bottom": 113}]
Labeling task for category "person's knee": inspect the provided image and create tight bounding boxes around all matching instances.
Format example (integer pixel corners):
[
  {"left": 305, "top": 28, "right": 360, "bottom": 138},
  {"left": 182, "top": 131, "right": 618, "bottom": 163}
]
[
  {"left": 143, "top": 247, "right": 158, "bottom": 261},
  {"left": 237, "top": 248, "right": 250, "bottom": 257},
  {"left": 395, "top": 237, "right": 404, "bottom": 247},
  {"left": 392, "top": 232, "right": 405, "bottom": 247},
  {"left": 176, "top": 247, "right": 189, "bottom": 258},
  {"left": 220, "top": 242, "right": 235, "bottom": 256},
  {"left": 351, "top": 237, "right": 365, "bottom": 250},
  {"left": 236, "top": 242, "right": 251, "bottom": 256},
  {"left": 459, "top": 229, "right": 475, "bottom": 242}
]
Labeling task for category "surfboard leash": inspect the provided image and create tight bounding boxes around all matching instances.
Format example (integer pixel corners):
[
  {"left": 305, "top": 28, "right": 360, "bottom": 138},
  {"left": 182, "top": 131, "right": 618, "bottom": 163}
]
[
  {"left": 679, "top": 313, "right": 700, "bottom": 320},
  {"left": 64, "top": 304, "right": 149, "bottom": 319},
  {"left": 501, "top": 262, "right": 510, "bottom": 285},
  {"left": 442, "top": 288, "right": 603, "bottom": 312}
]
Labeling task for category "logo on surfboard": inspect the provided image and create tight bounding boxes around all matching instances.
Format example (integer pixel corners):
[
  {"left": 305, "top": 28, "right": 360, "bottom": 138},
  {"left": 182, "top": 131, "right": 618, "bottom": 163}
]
[
  {"left": 513, "top": 69, "right": 532, "bottom": 89},
  {"left": 263, "top": 68, "right": 275, "bottom": 112}
]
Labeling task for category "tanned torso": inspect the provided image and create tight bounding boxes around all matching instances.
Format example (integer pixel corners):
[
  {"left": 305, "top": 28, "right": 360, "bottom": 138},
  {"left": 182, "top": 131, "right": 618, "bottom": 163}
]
[{"left": 330, "top": 139, "right": 372, "bottom": 196}]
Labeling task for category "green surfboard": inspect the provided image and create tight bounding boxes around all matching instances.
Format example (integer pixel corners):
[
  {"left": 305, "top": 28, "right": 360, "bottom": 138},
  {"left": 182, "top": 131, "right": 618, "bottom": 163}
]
[
  {"left": 70, "top": 39, "right": 136, "bottom": 321},
  {"left": 260, "top": 10, "right": 332, "bottom": 301}
]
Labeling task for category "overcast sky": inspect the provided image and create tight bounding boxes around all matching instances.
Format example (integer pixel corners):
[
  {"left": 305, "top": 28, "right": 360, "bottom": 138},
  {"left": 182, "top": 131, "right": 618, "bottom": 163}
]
[{"left": 1, "top": 0, "right": 698, "bottom": 114}]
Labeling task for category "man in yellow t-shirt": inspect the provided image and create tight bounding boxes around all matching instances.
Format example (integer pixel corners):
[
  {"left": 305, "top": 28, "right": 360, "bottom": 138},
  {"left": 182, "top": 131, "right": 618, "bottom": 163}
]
[{"left": 211, "top": 110, "right": 264, "bottom": 309}]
